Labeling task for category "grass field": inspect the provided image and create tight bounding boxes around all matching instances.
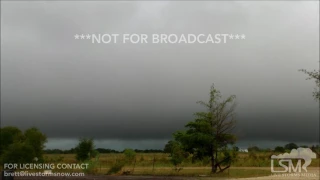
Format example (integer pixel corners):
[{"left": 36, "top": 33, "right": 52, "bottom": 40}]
[
  {"left": 44, "top": 152, "right": 320, "bottom": 167},
  {"left": 40, "top": 152, "right": 319, "bottom": 178}
]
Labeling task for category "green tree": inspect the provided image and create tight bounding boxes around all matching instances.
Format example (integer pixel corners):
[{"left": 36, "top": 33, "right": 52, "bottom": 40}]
[
  {"left": 163, "top": 140, "right": 188, "bottom": 169},
  {"left": 299, "top": 69, "right": 320, "bottom": 101},
  {"left": 0, "top": 126, "right": 23, "bottom": 154},
  {"left": 248, "top": 146, "right": 260, "bottom": 152},
  {"left": 1, "top": 142, "right": 35, "bottom": 164},
  {"left": 230, "top": 146, "right": 239, "bottom": 163},
  {"left": 284, "top": 143, "right": 298, "bottom": 150},
  {"left": 173, "top": 84, "right": 237, "bottom": 173},
  {"left": 274, "top": 146, "right": 285, "bottom": 153},
  {"left": 232, "top": 146, "right": 239, "bottom": 152},
  {"left": 24, "top": 127, "right": 47, "bottom": 162},
  {"left": 75, "top": 138, "right": 95, "bottom": 162},
  {"left": 1, "top": 126, "right": 47, "bottom": 164},
  {"left": 311, "top": 145, "right": 320, "bottom": 157},
  {"left": 170, "top": 142, "right": 188, "bottom": 170},
  {"left": 164, "top": 140, "right": 176, "bottom": 153}
]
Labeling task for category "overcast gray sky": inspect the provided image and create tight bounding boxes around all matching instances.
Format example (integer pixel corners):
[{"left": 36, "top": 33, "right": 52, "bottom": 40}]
[{"left": 1, "top": 1, "right": 319, "bottom": 150}]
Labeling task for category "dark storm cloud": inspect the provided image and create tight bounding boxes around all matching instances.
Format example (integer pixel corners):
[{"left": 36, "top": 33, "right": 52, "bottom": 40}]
[{"left": 1, "top": 1, "right": 319, "bottom": 149}]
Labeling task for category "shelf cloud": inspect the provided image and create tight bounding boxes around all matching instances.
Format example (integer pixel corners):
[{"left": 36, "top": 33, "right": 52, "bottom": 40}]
[{"left": 1, "top": 1, "right": 319, "bottom": 149}]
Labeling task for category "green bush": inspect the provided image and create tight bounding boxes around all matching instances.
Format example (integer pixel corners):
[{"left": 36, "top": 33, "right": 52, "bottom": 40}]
[
  {"left": 83, "top": 160, "right": 99, "bottom": 175},
  {"left": 274, "top": 146, "right": 285, "bottom": 153},
  {"left": 82, "top": 153, "right": 100, "bottom": 175},
  {"left": 1, "top": 142, "right": 35, "bottom": 164},
  {"left": 0, "top": 126, "right": 47, "bottom": 164},
  {"left": 75, "top": 138, "right": 95, "bottom": 162},
  {"left": 123, "top": 148, "right": 136, "bottom": 163}
]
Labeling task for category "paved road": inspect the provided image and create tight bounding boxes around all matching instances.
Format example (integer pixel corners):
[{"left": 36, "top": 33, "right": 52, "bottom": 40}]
[{"left": 10, "top": 176, "right": 222, "bottom": 180}]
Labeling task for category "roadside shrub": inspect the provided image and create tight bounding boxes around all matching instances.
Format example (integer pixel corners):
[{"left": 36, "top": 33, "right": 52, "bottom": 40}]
[
  {"left": 107, "top": 162, "right": 125, "bottom": 175},
  {"left": 123, "top": 149, "right": 136, "bottom": 163},
  {"left": 83, "top": 160, "right": 99, "bottom": 174},
  {"left": 83, "top": 154, "right": 100, "bottom": 175}
]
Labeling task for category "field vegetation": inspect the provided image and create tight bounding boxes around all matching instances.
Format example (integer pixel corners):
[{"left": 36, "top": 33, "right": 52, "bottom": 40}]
[{"left": 39, "top": 151, "right": 319, "bottom": 178}]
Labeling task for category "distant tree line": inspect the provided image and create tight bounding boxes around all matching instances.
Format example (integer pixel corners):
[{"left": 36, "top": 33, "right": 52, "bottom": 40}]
[
  {"left": 44, "top": 148, "right": 164, "bottom": 154},
  {"left": 44, "top": 143, "right": 320, "bottom": 155},
  {"left": 246, "top": 143, "right": 320, "bottom": 153}
]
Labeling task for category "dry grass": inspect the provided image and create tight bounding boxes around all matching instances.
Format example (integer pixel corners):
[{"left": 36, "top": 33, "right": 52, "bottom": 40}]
[
  {"left": 44, "top": 152, "right": 320, "bottom": 168},
  {"left": 40, "top": 152, "right": 320, "bottom": 178}
]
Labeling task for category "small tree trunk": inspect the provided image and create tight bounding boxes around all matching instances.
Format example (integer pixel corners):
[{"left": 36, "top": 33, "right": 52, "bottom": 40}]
[
  {"left": 152, "top": 156, "right": 155, "bottom": 172},
  {"left": 211, "top": 152, "right": 217, "bottom": 173}
]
